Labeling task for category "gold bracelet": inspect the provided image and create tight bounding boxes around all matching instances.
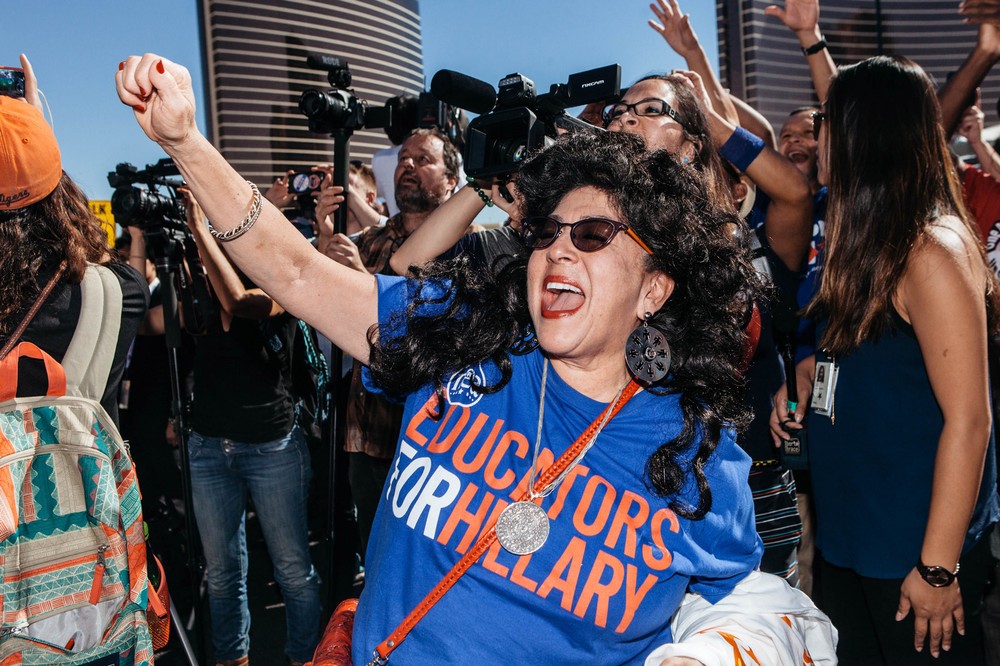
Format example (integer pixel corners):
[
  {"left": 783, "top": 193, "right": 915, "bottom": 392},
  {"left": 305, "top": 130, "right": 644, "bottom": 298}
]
[{"left": 207, "top": 181, "right": 262, "bottom": 242}]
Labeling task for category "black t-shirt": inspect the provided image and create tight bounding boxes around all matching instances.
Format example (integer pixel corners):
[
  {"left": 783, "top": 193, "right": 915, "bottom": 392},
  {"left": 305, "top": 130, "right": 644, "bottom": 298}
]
[
  {"left": 190, "top": 309, "right": 296, "bottom": 443},
  {"left": 0, "top": 260, "right": 149, "bottom": 424},
  {"left": 442, "top": 225, "right": 526, "bottom": 272}
]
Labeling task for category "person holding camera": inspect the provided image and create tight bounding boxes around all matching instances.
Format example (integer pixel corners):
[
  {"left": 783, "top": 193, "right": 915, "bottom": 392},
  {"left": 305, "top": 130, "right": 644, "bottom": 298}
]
[
  {"left": 178, "top": 192, "right": 321, "bottom": 666},
  {"left": 314, "top": 161, "right": 384, "bottom": 239}
]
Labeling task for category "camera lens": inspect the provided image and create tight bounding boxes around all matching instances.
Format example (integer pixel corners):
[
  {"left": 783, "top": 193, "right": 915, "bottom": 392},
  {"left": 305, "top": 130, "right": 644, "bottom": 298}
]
[
  {"left": 299, "top": 89, "right": 350, "bottom": 125},
  {"left": 491, "top": 137, "right": 528, "bottom": 165}
]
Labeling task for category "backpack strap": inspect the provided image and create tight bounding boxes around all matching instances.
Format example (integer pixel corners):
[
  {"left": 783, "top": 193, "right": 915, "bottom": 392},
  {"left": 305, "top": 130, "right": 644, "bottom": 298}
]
[
  {"left": 0, "top": 261, "right": 66, "bottom": 361},
  {"left": 61, "top": 265, "right": 124, "bottom": 399}
]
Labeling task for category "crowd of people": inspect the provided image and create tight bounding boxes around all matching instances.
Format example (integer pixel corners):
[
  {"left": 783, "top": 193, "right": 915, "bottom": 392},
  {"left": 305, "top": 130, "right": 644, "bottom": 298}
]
[{"left": 6, "top": 0, "right": 1000, "bottom": 664}]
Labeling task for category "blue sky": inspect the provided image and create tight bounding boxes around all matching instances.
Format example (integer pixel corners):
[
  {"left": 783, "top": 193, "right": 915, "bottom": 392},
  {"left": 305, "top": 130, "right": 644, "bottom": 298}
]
[{"left": 7, "top": 1, "right": 719, "bottom": 200}]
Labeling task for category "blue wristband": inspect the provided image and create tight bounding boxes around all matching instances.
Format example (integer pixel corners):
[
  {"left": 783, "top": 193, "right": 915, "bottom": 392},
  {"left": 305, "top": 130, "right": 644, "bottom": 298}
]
[{"left": 719, "top": 126, "right": 766, "bottom": 173}]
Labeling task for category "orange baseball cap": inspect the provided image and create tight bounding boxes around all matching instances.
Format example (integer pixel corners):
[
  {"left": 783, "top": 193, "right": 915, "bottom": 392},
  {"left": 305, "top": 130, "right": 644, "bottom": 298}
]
[{"left": 0, "top": 96, "right": 61, "bottom": 210}]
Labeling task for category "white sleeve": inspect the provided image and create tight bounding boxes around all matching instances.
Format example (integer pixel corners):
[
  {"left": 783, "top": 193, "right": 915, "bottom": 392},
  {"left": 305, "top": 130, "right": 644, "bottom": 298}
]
[{"left": 644, "top": 572, "right": 838, "bottom": 666}]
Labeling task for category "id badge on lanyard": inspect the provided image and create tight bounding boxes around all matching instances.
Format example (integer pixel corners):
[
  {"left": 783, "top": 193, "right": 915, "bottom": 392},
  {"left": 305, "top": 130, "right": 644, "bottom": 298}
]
[{"left": 811, "top": 357, "right": 839, "bottom": 422}]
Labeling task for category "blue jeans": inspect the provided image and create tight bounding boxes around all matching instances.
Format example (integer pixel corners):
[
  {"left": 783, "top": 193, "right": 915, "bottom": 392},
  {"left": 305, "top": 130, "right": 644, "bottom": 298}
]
[{"left": 189, "top": 425, "right": 322, "bottom": 663}]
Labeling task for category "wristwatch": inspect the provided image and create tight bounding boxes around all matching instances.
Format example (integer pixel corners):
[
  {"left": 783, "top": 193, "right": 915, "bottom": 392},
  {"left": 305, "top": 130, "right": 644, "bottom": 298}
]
[
  {"left": 802, "top": 37, "right": 828, "bottom": 56},
  {"left": 917, "top": 559, "right": 960, "bottom": 587}
]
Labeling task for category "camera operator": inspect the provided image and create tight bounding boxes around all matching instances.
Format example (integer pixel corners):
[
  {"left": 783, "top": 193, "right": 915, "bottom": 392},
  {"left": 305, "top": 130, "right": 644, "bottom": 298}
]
[
  {"left": 314, "top": 160, "right": 385, "bottom": 239},
  {"left": 372, "top": 94, "right": 419, "bottom": 218},
  {"left": 0, "top": 55, "right": 148, "bottom": 422},
  {"left": 179, "top": 191, "right": 321, "bottom": 666}
]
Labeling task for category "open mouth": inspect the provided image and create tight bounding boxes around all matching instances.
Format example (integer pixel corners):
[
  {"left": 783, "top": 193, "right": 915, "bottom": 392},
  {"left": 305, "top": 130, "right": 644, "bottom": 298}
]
[
  {"left": 786, "top": 150, "right": 809, "bottom": 164},
  {"left": 541, "top": 275, "right": 585, "bottom": 319}
]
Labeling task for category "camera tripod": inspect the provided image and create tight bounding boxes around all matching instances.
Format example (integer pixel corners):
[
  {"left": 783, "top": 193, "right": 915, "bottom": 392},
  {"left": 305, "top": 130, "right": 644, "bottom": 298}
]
[{"left": 144, "top": 225, "right": 206, "bottom": 666}]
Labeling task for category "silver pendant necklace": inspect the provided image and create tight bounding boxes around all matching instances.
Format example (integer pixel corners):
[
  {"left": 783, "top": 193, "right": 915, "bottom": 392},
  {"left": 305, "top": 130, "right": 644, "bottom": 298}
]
[{"left": 495, "top": 359, "right": 629, "bottom": 555}]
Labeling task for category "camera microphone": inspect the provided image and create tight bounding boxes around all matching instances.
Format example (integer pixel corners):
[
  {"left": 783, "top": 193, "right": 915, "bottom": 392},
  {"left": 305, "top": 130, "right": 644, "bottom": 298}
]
[
  {"left": 307, "top": 54, "right": 348, "bottom": 71},
  {"left": 431, "top": 70, "right": 497, "bottom": 114}
]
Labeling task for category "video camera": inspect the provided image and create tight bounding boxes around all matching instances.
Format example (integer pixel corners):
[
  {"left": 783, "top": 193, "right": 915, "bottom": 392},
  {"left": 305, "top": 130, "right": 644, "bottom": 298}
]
[
  {"left": 298, "top": 55, "right": 392, "bottom": 134},
  {"left": 431, "top": 64, "right": 621, "bottom": 179},
  {"left": 108, "top": 158, "right": 216, "bottom": 336},
  {"left": 108, "top": 158, "right": 186, "bottom": 233}
]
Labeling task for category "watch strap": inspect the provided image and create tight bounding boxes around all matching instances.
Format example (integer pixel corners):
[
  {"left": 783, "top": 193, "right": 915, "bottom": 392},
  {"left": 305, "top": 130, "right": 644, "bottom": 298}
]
[
  {"left": 802, "top": 37, "right": 828, "bottom": 56},
  {"left": 917, "top": 558, "right": 959, "bottom": 587}
]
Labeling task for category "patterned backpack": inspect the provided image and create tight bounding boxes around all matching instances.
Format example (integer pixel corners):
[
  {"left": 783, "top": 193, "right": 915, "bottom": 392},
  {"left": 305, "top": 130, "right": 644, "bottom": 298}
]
[{"left": 0, "top": 264, "right": 152, "bottom": 665}]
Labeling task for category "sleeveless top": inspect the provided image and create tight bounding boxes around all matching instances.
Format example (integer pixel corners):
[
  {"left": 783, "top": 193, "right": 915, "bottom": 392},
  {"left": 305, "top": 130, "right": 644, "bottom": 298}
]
[{"left": 810, "top": 308, "right": 999, "bottom": 578}]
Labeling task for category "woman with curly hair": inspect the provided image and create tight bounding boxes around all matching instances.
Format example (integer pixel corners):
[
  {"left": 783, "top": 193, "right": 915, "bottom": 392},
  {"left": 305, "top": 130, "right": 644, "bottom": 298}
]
[
  {"left": 0, "top": 61, "right": 147, "bottom": 421},
  {"left": 117, "top": 54, "right": 839, "bottom": 665},
  {"left": 773, "top": 55, "right": 1000, "bottom": 664}
]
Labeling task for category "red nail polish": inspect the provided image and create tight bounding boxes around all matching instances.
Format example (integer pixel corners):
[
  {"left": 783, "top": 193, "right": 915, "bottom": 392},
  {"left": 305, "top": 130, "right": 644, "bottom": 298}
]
[
  {"left": 138, "top": 86, "right": 147, "bottom": 97},
  {"left": 118, "top": 61, "right": 125, "bottom": 71},
  {"left": 133, "top": 104, "right": 146, "bottom": 113},
  {"left": 156, "top": 60, "right": 165, "bottom": 74}
]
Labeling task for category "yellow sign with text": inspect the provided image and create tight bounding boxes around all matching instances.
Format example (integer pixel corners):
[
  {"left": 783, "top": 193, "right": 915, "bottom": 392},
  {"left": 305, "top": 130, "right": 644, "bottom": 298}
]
[{"left": 89, "top": 200, "right": 116, "bottom": 247}]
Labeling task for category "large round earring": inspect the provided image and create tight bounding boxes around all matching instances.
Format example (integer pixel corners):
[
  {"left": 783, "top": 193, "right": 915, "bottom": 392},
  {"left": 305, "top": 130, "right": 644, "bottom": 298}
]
[{"left": 625, "top": 313, "right": 671, "bottom": 383}]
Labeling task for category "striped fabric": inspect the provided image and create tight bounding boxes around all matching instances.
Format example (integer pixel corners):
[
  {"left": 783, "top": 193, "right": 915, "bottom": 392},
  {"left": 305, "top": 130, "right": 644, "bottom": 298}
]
[{"left": 749, "top": 465, "right": 803, "bottom": 585}]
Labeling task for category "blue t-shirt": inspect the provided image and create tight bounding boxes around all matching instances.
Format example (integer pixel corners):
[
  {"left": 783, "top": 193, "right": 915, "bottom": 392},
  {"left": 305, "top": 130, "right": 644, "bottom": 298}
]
[{"left": 351, "top": 275, "right": 762, "bottom": 665}]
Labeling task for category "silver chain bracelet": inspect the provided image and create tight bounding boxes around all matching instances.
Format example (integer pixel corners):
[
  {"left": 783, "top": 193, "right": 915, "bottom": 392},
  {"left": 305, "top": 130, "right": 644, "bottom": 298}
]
[{"left": 207, "top": 181, "right": 262, "bottom": 242}]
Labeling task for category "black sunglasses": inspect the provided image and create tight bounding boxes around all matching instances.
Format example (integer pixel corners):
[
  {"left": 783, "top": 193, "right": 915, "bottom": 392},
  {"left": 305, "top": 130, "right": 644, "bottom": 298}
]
[
  {"left": 811, "top": 111, "right": 827, "bottom": 140},
  {"left": 521, "top": 215, "right": 653, "bottom": 254},
  {"left": 602, "top": 98, "right": 694, "bottom": 134}
]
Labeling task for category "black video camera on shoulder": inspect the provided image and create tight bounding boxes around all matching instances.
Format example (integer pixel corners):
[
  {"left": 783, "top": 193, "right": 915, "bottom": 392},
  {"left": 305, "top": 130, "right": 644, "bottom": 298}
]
[
  {"left": 431, "top": 65, "right": 621, "bottom": 179},
  {"left": 108, "top": 158, "right": 186, "bottom": 233}
]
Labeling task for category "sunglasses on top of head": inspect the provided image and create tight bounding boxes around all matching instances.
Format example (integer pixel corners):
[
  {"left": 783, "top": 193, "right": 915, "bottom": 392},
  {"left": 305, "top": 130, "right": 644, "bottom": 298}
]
[{"left": 521, "top": 215, "right": 653, "bottom": 255}]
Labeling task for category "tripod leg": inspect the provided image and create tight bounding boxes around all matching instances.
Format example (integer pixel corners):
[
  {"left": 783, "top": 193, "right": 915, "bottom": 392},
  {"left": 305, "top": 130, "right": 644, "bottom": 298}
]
[{"left": 170, "top": 597, "right": 201, "bottom": 666}]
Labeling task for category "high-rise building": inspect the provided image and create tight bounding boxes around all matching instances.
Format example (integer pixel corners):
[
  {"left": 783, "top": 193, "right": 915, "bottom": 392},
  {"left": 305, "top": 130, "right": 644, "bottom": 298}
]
[
  {"left": 716, "top": 1, "right": 1000, "bottom": 131},
  {"left": 199, "top": 0, "right": 424, "bottom": 185}
]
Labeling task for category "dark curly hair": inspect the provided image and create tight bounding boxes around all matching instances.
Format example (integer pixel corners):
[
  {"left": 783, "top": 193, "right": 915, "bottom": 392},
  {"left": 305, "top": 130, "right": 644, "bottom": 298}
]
[
  {"left": 0, "top": 173, "right": 110, "bottom": 333},
  {"left": 368, "top": 131, "right": 759, "bottom": 520}
]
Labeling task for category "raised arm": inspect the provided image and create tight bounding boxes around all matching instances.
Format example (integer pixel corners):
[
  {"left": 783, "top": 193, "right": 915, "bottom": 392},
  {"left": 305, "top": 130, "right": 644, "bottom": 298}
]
[
  {"left": 765, "top": 0, "right": 836, "bottom": 103},
  {"left": 116, "top": 54, "right": 377, "bottom": 362},
  {"left": 678, "top": 71, "right": 812, "bottom": 271},
  {"left": 939, "top": 16, "right": 1000, "bottom": 136},
  {"left": 894, "top": 220, "right": 993, "bottom": 658},
  {"left": 728, "top": 94, "right": 777, "bottom": 150},
  {"left": 389, "top": 186, "right": 485, "bottom": 275},
  {"left": 181, "top": 191, "right": 284, "bottom": 327},
  {"left": 649, "top": 0, "right": 739, "bottom": 125},
  {"left": 958, "top": 100, "right": 1000, "bottom": 181},
  {"left": 389, "top": 180, "right": 519, "bottom": 275}
]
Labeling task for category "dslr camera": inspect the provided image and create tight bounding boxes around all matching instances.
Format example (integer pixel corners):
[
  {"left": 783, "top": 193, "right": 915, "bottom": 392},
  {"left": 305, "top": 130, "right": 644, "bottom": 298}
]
[
  {"left": 433, "top": 65, "right": 621, "bottom": 179},
  {"left": 298, "top": 55, "right": 392, "bottom": 134}
]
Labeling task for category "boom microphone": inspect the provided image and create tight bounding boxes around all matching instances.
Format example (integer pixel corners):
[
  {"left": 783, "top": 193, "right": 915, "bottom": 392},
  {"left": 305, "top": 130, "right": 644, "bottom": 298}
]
[
  {"left": 431, "top": 69, "right": 497, "bottom": 114},
  {"left": 307, "top": 54, "right": 348, "bottom": 71}
]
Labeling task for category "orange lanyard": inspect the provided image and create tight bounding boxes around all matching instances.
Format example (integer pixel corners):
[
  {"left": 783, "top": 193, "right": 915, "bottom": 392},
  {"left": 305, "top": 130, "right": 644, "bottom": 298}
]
[{"left": 367, "top": 378, "right": 640, "bottom": 666}]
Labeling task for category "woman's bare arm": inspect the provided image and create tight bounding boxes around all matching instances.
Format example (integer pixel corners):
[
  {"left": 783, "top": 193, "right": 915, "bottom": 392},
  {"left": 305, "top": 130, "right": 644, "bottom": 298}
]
[
  {"left": 894, "top": 219, "right": 993, "bottom": 657},
  {"left": 116, "top": 54, "right": 377, "bottom": 363}
]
